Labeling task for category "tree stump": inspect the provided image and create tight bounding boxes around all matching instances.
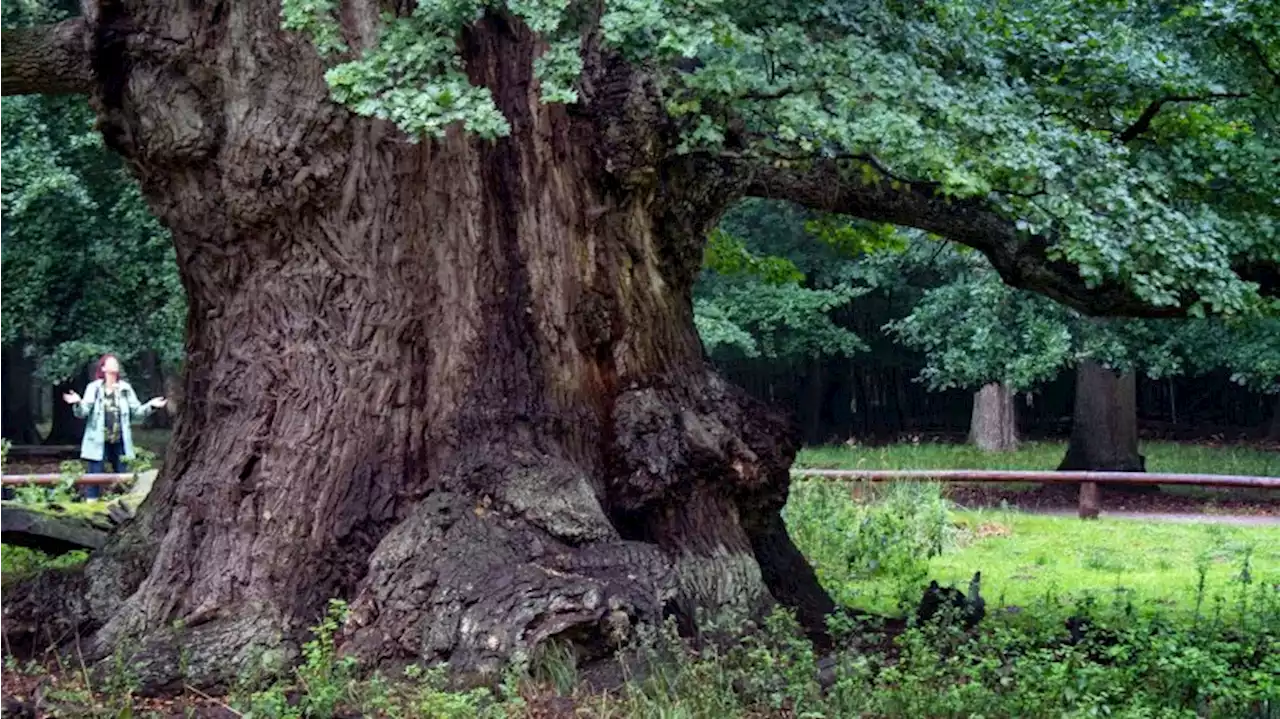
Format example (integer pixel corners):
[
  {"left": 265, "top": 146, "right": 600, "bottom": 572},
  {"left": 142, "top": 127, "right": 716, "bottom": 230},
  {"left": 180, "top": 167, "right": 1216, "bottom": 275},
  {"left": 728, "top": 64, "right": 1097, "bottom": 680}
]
[{"left": 0, "top": 471, "right": 156, "bottom": 553}]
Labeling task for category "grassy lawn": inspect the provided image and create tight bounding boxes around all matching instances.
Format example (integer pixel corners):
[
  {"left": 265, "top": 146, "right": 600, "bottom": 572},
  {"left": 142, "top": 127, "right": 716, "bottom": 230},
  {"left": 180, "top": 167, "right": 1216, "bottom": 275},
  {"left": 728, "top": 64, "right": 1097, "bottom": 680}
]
[
  {"left": 797, "top": 439, "right": 1280, "bottom": 476},
  {"left": 913, "top": 511, "right": 1275, "bottom": 613},
  {"left": 785, "top": 480, "right": 1280, "bottom": 617}
]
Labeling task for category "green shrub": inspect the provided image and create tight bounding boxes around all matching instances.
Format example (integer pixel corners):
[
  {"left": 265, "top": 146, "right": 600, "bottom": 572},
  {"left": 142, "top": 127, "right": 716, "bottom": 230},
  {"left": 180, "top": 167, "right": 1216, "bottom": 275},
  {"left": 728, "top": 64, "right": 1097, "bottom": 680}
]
[{"left": 785, "top": 480, "right": 953, "bottom": 608}]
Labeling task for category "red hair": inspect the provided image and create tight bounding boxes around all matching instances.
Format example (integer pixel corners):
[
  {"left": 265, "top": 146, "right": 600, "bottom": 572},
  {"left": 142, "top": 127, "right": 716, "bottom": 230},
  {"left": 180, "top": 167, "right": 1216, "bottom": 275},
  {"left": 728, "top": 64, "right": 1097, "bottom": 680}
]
[{"left": 94, "top": 354, "right": 120, "bottom": 380}]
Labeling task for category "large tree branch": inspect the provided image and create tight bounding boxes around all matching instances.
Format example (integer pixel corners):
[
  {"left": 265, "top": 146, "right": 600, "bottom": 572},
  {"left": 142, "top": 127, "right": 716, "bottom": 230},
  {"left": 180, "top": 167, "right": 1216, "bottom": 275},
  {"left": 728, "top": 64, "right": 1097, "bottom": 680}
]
[
  {"left": 1116, "top": 93, "right": 1248, "bottom": 143},
  {"left": 738, "top": 158, "right": 1274, "bottom": 318},
  {"left": 1, "top": 18, "right": 93, "bottom": 96}
]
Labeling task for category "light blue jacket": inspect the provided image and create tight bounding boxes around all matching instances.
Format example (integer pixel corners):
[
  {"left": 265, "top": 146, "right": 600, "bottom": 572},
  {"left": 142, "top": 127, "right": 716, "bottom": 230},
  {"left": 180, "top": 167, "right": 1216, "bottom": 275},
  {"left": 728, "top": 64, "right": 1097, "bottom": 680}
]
[{"left": 73, "top": 379, "right": 154, "bottom": 461}]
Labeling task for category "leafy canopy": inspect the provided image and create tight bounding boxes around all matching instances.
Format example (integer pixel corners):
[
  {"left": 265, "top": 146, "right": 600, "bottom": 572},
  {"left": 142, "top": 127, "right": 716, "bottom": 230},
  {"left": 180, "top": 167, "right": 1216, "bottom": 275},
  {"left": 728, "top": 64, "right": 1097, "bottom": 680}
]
[
  {"left": 884, "top": 242, "right": 1280, "bottom": 393},
  {"left": 695, "top": 201, "right": 867, "bottom": 360},
  {"left": 284, "top": 0, "right": 1279, "bottom": 316},
  {"left": 697, "top": 200, "right": 1280, "bottom": 394}
]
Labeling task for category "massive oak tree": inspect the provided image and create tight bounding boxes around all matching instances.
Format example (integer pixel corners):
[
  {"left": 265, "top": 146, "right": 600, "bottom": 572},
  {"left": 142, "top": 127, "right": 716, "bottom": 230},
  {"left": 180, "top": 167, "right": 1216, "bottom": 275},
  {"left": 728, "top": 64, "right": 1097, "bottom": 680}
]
[{"left": 3, "top": 0, "right": 1277, "bottom": 691}]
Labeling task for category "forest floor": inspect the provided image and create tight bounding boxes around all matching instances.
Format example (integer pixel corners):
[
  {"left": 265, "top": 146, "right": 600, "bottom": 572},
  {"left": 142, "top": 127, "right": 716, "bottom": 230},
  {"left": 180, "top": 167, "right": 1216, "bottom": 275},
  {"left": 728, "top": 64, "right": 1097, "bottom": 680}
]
[{"left": 4, "top": 506, "right": 1276, "bottom": 717}]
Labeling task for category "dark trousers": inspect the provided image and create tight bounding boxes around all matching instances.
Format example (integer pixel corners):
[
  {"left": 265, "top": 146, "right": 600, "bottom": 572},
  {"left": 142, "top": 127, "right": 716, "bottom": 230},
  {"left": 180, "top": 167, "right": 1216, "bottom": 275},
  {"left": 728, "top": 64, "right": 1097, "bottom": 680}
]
[{"left": 84, "top": 440, "right": 126, "bottom": 499}]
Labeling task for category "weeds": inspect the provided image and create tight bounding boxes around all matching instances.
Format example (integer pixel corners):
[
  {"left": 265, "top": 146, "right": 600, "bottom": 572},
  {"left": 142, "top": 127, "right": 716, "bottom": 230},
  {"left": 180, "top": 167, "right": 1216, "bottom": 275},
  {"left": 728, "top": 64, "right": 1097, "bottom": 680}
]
[
  {"left": 229, "top": 600, "right": 522, "bottom": 719},
  {"left": 785, "top": 480, "right": 954, "bottom": 610}
]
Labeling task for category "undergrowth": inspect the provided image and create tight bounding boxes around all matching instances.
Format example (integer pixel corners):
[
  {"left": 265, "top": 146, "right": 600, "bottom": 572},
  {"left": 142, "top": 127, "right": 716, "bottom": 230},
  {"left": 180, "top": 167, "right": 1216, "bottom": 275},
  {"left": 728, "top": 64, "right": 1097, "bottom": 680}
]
[
  {"left": 104, "top": 576, "right": 1279, "bottom": 717},
  {"left": 3, "top": 472, "right": 1277, "bottom": 717}
]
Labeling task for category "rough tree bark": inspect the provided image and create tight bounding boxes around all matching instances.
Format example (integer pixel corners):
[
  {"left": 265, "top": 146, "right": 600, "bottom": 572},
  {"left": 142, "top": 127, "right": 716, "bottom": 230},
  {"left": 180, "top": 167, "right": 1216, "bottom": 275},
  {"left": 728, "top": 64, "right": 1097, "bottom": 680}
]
[
  {"left": 8, "top": 0, "right": 1256, "bottom": 695},
  {"left": 1, "top": 344, "right": 42, "bottom": 445},
  {"left": 1058, "top": 360, "right": 1145, "bottom": 472},
  {"left": 968, "top": 382, "right": 1018, "bottom": 452},
  {"left": 1, "top": 4, "right": 831, "bottom": 693}
]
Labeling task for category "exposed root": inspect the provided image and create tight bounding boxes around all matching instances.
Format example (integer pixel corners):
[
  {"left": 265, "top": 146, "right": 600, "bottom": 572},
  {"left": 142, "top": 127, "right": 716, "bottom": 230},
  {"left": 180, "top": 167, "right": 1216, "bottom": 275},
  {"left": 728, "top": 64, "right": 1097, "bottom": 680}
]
[
  {"left": 340, "top": 492, "right": 675, "bottom": 676},
  {"left": 1, "top": 567, "right": 93, "bottom": 661}
]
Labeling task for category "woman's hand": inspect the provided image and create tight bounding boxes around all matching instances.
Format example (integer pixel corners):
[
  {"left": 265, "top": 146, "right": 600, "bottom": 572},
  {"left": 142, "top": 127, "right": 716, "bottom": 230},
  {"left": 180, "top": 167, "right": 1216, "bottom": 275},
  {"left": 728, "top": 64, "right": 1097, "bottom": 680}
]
[
  {"left": 63, "top": 391, "right": 82, "bottom": 404},
  {"left": 147, "top": 397, "right": 168, "bottom": 409}
]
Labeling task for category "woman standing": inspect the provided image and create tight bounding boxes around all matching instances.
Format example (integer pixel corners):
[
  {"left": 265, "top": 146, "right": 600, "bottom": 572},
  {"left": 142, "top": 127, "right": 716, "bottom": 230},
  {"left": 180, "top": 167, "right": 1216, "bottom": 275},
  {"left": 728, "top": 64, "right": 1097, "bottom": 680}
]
[{"left": 61, "top": 354, "right": 167, "bottom": 498}]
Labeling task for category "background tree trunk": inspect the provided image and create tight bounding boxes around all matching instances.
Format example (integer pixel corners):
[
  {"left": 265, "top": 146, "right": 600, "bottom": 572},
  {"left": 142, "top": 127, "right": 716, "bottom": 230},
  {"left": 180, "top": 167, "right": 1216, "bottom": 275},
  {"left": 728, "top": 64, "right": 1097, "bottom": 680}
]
[
  {"left": 5, "top": 6, "right": 835, "bottom": 693},
  {"left": 968, "top": 382, "right": 1018, "bottom": 452},
  {"left": 1268, "top": 395, "right": 1280, "bottom": 442},
  {"left": 2, "top": 344, "right": 42, "bottom": 445},
  {"left": 803, "top": 358, "right": 824, "bottom": 444},
  {"left": 1058, "top": 360, "right": 1145, "bottom": 472},
  {"left": 136, "top": 351, "right": 174, "bottom": 430},
  {"left": 45, "top": 368, "right": 89, "bottom": 445}
]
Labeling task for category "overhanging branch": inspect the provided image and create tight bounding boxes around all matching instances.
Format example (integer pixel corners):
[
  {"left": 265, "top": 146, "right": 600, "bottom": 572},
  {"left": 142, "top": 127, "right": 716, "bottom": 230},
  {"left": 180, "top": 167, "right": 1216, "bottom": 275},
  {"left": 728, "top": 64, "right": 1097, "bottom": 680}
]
[
  {"left": 1, "top": 18, "right": 93, "bottom": 96},
  {"left": 738, "top": 158, "right": 1266, "bottom": 318},
  {"left": 1116, "top": 93, "right": 1248, "bottom": 143}
]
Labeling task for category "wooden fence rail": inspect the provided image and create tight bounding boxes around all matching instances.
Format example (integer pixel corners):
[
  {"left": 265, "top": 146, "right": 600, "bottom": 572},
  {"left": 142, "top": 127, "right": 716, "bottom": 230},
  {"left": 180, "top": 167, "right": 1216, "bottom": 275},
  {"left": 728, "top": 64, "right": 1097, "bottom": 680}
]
[
  {"left": 2, "top": 470, "right": 1275, "bottom": 519},
  {"left": 2, "top": 473, "right": 135, "bottom": 486},
  {"left": 790, "top": 469, "right": 1279, "bottom": 519}
]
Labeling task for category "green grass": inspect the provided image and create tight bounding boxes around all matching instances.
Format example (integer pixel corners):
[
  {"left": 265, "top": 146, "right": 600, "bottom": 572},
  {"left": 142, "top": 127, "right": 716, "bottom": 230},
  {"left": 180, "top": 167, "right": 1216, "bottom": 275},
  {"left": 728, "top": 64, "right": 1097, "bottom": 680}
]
[
  {"left": 797, "top": 439, "right": 1280, "bottom": 476},
  {"left": 903, "top": 510, "right": 1276, "bottom": 613},
  {"left": 0, "top": 545, "right": 88, "bottom": 587},
  {"left": 784, "top": 479, "right": 1280, "bottom": 617},
  {"left": 5, "top": 440, "right": 1278, "bottom": 717}
]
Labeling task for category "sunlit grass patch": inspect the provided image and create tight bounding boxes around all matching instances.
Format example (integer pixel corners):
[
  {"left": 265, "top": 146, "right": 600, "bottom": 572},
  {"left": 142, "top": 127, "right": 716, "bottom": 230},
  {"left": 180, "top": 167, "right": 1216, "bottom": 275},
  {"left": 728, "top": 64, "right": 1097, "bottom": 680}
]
[{"left": 784, "top": 478, "right": 1280, "bottom": 616}]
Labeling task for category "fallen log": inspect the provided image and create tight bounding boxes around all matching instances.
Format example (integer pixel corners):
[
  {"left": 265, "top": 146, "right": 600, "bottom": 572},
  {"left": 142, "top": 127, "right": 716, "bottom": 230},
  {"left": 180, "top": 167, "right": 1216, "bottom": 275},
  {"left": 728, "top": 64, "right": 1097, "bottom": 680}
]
[
  {"left": 2, "top": 473, "right": 134, "bottom": 486},
  {"left": 0, "top": 503, "right": 112, "bottom": 554},
  {"left": 789, "top": 469, "right": 1280, "bottom": 489},
  {"left": 0, "top": 471, "right": 158, "bottom": 554},
  {"left": 789, "top": 468, "right": 1279, "bottom": 520}
]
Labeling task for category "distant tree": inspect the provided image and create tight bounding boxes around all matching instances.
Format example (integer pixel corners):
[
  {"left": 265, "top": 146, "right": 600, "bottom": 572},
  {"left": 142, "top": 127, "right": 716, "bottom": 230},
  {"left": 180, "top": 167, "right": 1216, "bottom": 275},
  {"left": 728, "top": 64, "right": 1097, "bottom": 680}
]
[
  {"left": 881, "top": 244, "right": 1070, "bottom": 450},
  {"left": 888, "top": 248, "right": 1280, "bottom": 462}
]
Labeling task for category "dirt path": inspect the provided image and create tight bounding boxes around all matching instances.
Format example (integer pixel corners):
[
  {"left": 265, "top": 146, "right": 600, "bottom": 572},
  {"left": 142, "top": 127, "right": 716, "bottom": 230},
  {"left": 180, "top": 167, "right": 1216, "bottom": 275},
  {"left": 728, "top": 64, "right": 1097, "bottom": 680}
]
[{"left": 946, "top": 481, "right": 1279, "bottom": 519}]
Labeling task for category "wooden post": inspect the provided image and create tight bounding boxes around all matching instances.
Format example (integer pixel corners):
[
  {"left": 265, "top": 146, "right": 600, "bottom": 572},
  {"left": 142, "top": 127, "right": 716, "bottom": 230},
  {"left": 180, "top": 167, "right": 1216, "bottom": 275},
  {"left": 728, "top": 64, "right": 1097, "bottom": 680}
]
[{"left": 1078, "top": 481, "right": 1100, "bottom": 519}]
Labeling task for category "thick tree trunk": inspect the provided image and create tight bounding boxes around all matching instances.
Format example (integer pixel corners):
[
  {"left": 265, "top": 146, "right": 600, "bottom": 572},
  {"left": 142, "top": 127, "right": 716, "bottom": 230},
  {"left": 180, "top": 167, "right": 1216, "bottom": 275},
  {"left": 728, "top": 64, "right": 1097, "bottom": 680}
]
[
  {"left": 2, "top": 344, "right": 42, "bottom": 445},
  {"left": 968, "top": 382, "right": 1018, "bottom": 452},
  {"left": 4, "top": 5, "right": 834, "bottom": 693},
  {"left": 1059, "top": 360, "right": 1149, "bottom": 504},
  {"left": 1058, "top": 360, "right": 1145, "bottom": 472}
]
